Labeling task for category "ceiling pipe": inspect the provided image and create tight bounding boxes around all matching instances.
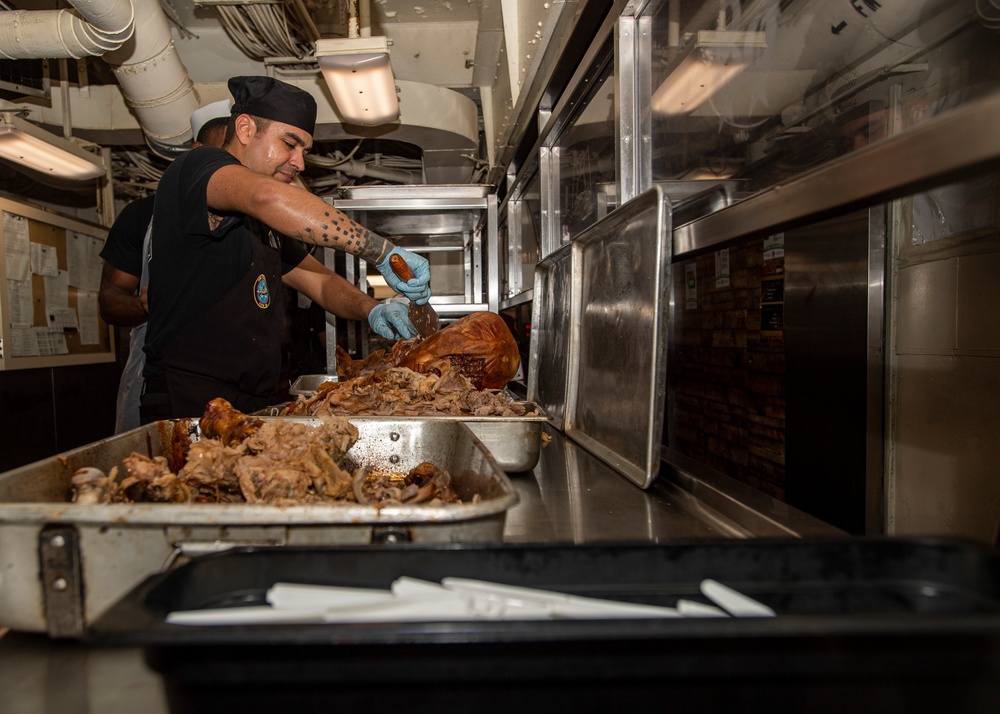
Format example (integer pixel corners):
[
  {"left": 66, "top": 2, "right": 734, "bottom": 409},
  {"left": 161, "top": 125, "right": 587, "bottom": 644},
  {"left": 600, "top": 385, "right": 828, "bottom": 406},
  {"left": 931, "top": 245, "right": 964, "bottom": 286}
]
[
  {"left": 345, "top": 0, "right": 374, "bottom": 39},
  {"left": 0, "top": 0, "right": 200, "bottom": 158},
  {"left": 102, "top": 0, "right": 199, "bottom": 157},
  {"left": 0, "top": 0, "right": 134, "bottom": 59},
  {"left": 359, "top": 0, "right": 372, "bottom": 38},
  {"left": 332, "top": 157, "right": 418, "bottom": 184}
]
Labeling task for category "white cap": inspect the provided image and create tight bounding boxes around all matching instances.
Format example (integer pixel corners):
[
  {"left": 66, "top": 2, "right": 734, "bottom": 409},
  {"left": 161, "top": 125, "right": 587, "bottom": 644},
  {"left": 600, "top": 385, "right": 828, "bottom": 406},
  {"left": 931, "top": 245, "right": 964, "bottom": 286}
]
[{"left": 190, "top": 99, "right": 233, "bottom": 141}]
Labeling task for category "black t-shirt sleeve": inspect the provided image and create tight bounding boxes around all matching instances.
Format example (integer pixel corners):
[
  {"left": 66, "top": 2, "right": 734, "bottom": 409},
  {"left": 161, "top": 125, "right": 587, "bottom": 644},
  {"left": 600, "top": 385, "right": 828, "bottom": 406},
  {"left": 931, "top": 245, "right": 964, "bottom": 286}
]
[
  {"left": 100, "top": 195, "right": 155, "bottom": 276},
  {"left": 280, "top": 238, "right": 310, "bottom": 274},
  {"left": 170, "top": 146, "right": 244, "bottom": 240}
]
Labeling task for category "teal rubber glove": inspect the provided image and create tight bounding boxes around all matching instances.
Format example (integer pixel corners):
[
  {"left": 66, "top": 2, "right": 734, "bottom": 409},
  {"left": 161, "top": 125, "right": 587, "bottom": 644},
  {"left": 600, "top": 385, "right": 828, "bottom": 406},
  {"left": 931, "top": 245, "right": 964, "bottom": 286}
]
[
  {"left": 375, "top": 246, "right": 432, "bottom": 305},
  {"left": 368, "top": 302, "right": 418, "bottom": 340}
]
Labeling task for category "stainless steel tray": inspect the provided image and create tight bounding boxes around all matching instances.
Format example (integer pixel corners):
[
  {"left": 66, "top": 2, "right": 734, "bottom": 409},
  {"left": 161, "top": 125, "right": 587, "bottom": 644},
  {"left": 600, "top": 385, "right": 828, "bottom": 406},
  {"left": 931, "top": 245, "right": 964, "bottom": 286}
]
[
  {"left": 528, "top": 241, "right": 575, "bottom": 430},
  {"left": 0, "top": 418, "right": 517, "bottom": 636},
  {"left": 334, "top": 184, "right": 491, "bottom": 200},
  {"left": 259, "top": 399, "right": 550, "bottom": 474},
  {"left": 289, "top": 374, "right": 339, "bottom": 395},
  {"left": 564, "top": 186, "right": 672, "bottom": 489}
]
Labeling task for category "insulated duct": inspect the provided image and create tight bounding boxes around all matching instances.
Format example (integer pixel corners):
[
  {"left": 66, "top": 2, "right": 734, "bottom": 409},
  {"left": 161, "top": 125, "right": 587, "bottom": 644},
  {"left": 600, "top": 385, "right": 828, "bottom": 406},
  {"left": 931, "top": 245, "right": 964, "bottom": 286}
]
[
  {"left": 103, "top": 0, "right": 199, "bottom": 156},
  {"left": 0, "top": 0, "right": 134, "bottom": 59},
  {"left": 0, "top": 0, "right": 199, "bottom": 157}
]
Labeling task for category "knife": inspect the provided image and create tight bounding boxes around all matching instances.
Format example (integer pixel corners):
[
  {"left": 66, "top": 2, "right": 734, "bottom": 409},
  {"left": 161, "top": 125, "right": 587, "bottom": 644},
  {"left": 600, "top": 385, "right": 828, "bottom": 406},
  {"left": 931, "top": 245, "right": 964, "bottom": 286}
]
[{"left": 389, "top": 253, "right": 440, "bottom": 338}]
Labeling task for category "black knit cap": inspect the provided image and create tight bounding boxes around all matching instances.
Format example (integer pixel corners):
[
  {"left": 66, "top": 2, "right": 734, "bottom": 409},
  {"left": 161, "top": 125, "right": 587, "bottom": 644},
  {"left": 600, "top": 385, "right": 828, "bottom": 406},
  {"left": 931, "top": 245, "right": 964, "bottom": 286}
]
[{"left": 228, "top": 76, "right": 317, "bottom": 135}]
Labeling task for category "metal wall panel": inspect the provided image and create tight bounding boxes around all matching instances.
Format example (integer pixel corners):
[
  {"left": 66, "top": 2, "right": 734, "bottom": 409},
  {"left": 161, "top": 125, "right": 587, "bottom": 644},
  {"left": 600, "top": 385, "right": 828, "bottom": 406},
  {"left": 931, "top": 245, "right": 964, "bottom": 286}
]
[{"left": 784, "top": 209, "right": 877, "bottom": 534}]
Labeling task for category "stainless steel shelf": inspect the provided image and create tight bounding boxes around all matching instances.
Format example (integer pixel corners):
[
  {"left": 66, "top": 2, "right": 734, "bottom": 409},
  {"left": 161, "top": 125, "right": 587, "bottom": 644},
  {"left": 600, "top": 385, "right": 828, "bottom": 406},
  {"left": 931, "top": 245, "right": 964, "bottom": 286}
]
[
  {"left": 333, "top": 198, "right": 489, "bottom": 211},
  {"left": 500, "top": 289, "right": 534, "bottom": 310},
  {"left": 334, "top": 185, "right": 492, "bottom": 200}
]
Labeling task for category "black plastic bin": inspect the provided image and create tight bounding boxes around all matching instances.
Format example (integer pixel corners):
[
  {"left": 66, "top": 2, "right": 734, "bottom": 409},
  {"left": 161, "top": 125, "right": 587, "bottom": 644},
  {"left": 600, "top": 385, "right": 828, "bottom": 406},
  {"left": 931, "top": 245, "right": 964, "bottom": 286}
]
[{"left": 88, "top": 537, "right": 1000, "bottom": 713}]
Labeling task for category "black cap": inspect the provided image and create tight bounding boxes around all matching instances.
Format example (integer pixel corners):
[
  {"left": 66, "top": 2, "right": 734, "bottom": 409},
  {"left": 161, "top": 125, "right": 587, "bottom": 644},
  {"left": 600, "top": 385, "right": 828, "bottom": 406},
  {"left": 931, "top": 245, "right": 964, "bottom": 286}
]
[{"left": 228, "top": 76, "right": 317, "bottom": 135}]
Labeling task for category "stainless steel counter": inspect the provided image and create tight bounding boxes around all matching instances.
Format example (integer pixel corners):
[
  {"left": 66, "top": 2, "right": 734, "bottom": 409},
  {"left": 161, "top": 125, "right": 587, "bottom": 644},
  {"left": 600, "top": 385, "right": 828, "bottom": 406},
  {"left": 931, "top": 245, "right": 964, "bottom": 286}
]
[
  {"left": 0, "top": 425, "right": 839, "bottom": 713},
  {"left": 506, "top": 424, "right": 840, "bottom": 543}
]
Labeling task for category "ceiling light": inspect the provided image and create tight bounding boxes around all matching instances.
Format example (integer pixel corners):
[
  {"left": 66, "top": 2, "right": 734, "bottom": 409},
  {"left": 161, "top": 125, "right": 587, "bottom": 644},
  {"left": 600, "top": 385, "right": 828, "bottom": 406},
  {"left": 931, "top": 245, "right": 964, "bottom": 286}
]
[
  {"left": 315, "top": 36, "right": 399, "bottom": 126},
  {"left": 652, "top": 31, "right": 766, "bottom": 116},
  {"left": 0, "top": 113, "right": 105, "bottom": 181},
  {"left": 680, "top": 166, "right": 738, "bottom": 180}
]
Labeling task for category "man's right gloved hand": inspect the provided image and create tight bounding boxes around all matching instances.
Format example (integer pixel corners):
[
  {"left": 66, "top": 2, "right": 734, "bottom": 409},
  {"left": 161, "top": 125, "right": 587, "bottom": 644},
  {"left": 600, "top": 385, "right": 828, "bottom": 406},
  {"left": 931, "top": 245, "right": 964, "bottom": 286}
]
[
  {"left": 368, "top": 302, "right": 418, "bottom": 340},
  {"left": 375, "top": 246, "right": 432, "bottom": 304}
]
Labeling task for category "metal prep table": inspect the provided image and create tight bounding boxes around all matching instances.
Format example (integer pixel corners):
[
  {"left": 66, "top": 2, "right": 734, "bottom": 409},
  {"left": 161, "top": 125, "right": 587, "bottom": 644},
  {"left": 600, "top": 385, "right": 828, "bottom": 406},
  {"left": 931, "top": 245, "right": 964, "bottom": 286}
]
[{"left": 0, "top": 424, "right": 838, "bottom": 713}]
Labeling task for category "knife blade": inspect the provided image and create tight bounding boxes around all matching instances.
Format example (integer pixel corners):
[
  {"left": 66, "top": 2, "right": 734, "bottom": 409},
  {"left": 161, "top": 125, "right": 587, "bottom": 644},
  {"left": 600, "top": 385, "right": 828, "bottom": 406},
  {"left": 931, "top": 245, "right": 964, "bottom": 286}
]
[{"left": 388, "top": 253, "right": 440, "bottom": 338}]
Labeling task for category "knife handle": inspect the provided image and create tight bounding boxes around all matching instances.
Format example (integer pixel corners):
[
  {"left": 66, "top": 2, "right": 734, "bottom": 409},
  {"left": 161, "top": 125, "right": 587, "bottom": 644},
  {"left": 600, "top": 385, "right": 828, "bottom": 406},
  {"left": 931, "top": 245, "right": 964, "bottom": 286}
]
[{"left": 388, "top": 254, "right": 416, "bottom": 281}]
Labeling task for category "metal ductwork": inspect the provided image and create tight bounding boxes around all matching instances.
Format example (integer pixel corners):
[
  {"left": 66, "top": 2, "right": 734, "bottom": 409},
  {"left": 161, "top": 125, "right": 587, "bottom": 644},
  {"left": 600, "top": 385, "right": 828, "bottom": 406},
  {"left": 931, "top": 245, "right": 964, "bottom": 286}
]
[
  {"left": 0, "top": 0, "right": 199, "bottom": 158},
  {"left": 331, "top": 158, "right": 419, "bottom": 184},
  {"left": 102, "top": 0, "right": 199, "bottom": 156},
  {"left": 0, "top": 0, "right": 134, "bottom": 59}
]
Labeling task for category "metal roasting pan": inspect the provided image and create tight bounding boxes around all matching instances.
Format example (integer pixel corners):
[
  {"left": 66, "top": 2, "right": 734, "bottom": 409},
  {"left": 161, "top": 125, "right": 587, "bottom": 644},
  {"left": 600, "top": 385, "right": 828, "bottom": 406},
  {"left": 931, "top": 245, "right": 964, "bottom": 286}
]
[
  {"left": 0, "top": 418, "right": 518, "bottom": 637},
  {"left": 269, "top": 386, "right": 550, "bottom": 473}
]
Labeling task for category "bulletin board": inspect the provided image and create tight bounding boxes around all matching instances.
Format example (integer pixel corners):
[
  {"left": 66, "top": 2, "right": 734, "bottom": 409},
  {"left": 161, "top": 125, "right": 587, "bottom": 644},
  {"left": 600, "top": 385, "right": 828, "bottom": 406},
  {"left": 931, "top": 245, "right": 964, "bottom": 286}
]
[{"left": 0, "top": 196, "right": 114, "bottom": 370}]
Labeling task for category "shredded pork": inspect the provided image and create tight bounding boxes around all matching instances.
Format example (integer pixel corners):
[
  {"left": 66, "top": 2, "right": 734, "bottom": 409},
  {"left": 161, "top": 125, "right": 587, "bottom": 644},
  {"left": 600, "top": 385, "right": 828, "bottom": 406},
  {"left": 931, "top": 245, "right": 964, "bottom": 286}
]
[
  {"left": 71, "top": 410, "right": 463, "bottom": 507},
  {"left": 281, "top": 359, "right": 532, "bottom": 418}
]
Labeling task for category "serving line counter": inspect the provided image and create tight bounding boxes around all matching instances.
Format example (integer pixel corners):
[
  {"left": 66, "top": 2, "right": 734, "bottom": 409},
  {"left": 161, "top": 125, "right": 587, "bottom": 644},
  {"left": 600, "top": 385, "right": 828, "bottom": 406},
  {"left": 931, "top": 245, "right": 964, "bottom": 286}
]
[{"left": 0, "top": 424, "right": 840, "bottom": 714}]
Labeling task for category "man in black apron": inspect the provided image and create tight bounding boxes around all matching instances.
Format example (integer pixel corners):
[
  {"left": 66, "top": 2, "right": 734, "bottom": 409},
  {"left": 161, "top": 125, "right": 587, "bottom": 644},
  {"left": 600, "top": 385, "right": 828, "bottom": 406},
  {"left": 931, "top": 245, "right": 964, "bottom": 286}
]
[
  {"left": 99, "top": 108, "right": 231, "bottom": 434},
  {"left": 139, "top": 76, "right": 428, "bottom": 422}
]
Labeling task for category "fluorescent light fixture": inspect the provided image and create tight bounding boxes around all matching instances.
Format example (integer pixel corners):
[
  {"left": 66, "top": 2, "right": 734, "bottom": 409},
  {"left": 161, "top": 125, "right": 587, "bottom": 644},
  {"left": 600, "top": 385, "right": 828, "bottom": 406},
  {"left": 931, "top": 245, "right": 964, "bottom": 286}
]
[
  {"left": 681, "top": 166, "right": 738, "bottom": 180},
  {"left": 652, "top": 31, "right": 766, "bottom": 116},
  {"left": 315, "top": 36, "right": 399, "bottom": 126},
  {"left": 0, "top": 113, "right": 105, "bottom": 181}
]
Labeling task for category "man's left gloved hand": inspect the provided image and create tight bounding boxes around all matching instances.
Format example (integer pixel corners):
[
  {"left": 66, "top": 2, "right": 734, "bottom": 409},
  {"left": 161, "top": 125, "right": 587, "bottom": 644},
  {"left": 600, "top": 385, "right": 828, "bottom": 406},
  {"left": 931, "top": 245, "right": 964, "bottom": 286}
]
[
  {"left": 376, "top": 246, "right": 432, "bottom": 304},
  {"left": 368, "top": 302, "right": 418, "bottom": 340}
]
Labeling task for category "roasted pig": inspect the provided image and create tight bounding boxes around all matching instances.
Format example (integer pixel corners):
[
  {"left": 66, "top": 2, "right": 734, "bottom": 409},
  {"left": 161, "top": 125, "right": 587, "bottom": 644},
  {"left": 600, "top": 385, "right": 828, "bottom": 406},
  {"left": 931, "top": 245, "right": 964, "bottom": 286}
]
[{"left": 200, "top": 397, "right": 264, "bottom": 446}]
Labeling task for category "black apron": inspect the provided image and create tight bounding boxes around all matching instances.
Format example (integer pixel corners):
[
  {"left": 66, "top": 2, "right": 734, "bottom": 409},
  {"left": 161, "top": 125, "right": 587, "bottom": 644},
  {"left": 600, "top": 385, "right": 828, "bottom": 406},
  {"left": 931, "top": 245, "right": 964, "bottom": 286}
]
[{"left": 141, "top": 219, "right": 284, "bottom": 421}]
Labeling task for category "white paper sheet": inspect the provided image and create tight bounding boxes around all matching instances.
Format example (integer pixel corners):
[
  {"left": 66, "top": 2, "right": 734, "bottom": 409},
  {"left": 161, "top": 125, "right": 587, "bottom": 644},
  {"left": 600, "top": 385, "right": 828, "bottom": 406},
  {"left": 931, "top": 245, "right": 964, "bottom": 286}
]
[
  {"left": 66, "top": 231, "right": 89, "bottom": 289},
  {"left": 6, "top": 278, "right": 34, "bottom": 327},
  {"left": 87, "top": 235, "right": 104, "bottom": 291},
  {"left": 66, "top": 233, "right": 105, "bottom": 292},
  {"left": 44, "top": 270, "right": 69, "bottom": 310},
  {"left": 76, "top": 290, "right": 101, "bottom": 344},
  {"left": 47, "top": 306, "right": 79, "bottom": 332},
  {"left": 8, "top": 326, "right": 40, "bottom": 357},
  {"left": 3, "top": 212, "right": 30, "bottom": 282},
  {"left": 35, "top": 328, "right": 68, "bottom": 356},
  {"left": 30, "top": 242, "right": 59, "bottom": 277}
]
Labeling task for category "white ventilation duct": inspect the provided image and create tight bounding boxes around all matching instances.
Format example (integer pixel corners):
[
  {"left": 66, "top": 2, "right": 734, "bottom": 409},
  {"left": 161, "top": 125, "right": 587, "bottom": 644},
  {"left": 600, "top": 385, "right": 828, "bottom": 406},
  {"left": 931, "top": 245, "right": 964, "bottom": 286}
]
[
  {"left": 103, "top": 0, "right": 200, "bottom": 156},
  {"left": 0, "top": 0, "right": 199, "bottom": 157},
  {"left": 0, "top": 0, "right": 134, "bottom": 59}
]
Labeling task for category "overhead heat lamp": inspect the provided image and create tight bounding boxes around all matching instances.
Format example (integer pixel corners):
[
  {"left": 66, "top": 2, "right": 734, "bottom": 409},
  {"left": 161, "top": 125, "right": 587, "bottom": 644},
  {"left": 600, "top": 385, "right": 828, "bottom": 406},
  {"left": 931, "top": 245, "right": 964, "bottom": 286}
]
[
  {"left": 0, "top": 112, "right": 105, "bottom": 181},
  {"left": 315, "top": 36, "right": 399, "bottom": 126},
  {"left": 652, "top": 30, "right": 766, "bottom": 116}
]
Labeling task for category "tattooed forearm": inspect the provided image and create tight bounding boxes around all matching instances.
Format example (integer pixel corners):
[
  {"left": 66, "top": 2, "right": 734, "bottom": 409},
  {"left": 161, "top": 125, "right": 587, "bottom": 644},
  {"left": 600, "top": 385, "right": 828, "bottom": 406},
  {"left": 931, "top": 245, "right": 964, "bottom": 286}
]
[
  {"left": 340, "top": 223, "right": 390, "bottom": 262},
  {"left": 244, "top": 178, "right": 394, "bottom": 259},
  {"left": 295, "top": 215, "right": 387, "bottom": 256}
]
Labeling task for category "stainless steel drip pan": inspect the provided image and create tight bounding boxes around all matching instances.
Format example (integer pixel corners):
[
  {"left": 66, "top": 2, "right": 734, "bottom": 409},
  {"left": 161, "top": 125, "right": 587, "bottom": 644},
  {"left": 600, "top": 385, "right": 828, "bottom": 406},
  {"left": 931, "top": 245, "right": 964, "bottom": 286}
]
[
  {"left": 0, "top": 418, "right": 517, "bottom": 636},
  {"left": 271, "top": 383, "right": 550, "bottom": 473}
]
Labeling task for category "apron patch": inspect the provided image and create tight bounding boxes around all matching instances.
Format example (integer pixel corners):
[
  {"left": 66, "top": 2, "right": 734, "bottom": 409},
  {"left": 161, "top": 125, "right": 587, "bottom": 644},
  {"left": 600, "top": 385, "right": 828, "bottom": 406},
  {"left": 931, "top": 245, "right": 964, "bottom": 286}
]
[{"left": 254, "top": 274, "right": 271, "bottom": 308}]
